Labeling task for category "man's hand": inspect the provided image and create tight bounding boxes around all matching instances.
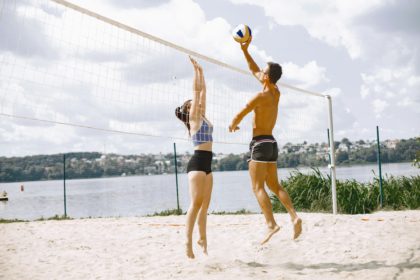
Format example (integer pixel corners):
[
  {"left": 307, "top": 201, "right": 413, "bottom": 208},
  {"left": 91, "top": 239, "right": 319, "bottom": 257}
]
[
  {"left": 240, "top": 35, "right": 252, "bottom": 52},
  {"left": 229, "top": 124, "right": 240, "bottom": 132}
]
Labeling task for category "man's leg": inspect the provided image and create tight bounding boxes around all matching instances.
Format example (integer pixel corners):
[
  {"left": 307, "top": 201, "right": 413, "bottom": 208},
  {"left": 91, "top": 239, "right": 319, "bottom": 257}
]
[
  {"left": 249, "top": 160, "right": 280, "bottom": 244},
  {"left": 265, "top": 163, "right": 302, "bottom": 239}
]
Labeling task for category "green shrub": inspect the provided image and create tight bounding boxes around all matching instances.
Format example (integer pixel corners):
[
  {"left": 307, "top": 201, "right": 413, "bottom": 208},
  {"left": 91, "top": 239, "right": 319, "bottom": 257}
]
[
  {"left": 211, "top": 208, "right": 254, "bottom": 215},
  {"left": 271, "top": 169, "right": 420, "bottom": 214},
  {"left": 0, "top": 218, "right": 27, "bottom": 223},
  {"left": 337, "top": 180, "right": 372, "bottom": 214},
  {"left": 377, "top": 175, "right": 420, "bottom": 209},
  {"left": 35, "top": 215, "right": 72, "bottom": 221},
  {"left": 147, "top": 208, "right": 183, "bottom": 216}
]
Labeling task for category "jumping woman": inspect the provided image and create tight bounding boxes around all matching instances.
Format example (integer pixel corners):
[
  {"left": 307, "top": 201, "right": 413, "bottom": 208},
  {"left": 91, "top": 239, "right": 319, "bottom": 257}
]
[{"left": 175, "top": 57, "right": 213, "bottom": 259}]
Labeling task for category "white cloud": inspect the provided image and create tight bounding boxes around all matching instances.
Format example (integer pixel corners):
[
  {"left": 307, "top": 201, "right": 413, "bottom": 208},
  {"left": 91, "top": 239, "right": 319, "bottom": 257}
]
[
  {"left": 226, "top": 0, "right": 419, "bottom": 141},
  {"left": 1, "top": 0, "right": 272, "bottom": 156},
  {"left": 408, "top": 75, "right": 420, "bottom": 87},
  {"left": 68, "top": 0, "right": 270, "bottom": 67},
  {"left": 361, "top": 66, "right": 420, "bottom": 107},
  {"left": 282, "top": 61, "right": 329, "bottom": 88},
  {"left": 385, "top": 91, "right": 396, "bottom": 99},
  {"left": 360, "top": 85, "right": 370, "bottom": 99},
  {"left": 397, "top": 97, "right": 412, "bottom": 107},
  {"left": 1, "top": 0, "right": 419, "bottom": 157},
  {"left": 372, "top": 99, "right": 388, "bottom": 117},
  {"left": 229, "top": 0, "right": 386, "bottom": 59},
  {"left": 323, "top": 88, "right": 342, "bottom": 98}
]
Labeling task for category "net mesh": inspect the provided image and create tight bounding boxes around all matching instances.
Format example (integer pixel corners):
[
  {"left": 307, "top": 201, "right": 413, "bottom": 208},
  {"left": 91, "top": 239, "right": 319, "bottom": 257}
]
[{"left": 0, "top": 0, "right": 329, "bottom": 155}]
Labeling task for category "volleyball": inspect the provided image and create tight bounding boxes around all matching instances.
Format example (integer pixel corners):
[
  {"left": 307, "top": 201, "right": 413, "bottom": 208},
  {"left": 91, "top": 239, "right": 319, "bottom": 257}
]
[{"left": 232, "top": 24, "right": 252, "bottom": 43}]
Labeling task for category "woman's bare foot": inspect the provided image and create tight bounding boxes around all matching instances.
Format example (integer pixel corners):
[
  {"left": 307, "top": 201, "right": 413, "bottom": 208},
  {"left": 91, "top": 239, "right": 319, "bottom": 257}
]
[
  {"left": 197, "top": 238, "right": 208, "bottom": 255},
  {"left": 261, "top": 225, "right": 280, "bottom": 245},
  {"left": 293, "top": 218, "right": 302, "bottom": 239},
  {"left": 186, "top": 241, "right": 195, "bottom": 259}
]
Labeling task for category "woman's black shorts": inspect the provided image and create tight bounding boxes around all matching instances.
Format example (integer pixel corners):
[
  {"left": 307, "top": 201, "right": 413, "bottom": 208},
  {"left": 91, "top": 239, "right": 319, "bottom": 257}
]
[{"left": 187, "top": 150, "right": 213, "bottom": 174}]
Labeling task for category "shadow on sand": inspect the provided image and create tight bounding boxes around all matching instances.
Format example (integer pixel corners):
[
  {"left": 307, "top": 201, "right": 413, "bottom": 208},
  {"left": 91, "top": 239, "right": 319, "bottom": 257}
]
[{"left": 281, "top": 260, "right": 420, "bottom": 272}]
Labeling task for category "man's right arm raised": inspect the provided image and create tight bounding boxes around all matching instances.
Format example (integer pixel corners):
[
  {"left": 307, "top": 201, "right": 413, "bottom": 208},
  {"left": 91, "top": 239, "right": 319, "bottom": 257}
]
[{"left": 241, "top": 37, "right": 264, "bottom": 84}]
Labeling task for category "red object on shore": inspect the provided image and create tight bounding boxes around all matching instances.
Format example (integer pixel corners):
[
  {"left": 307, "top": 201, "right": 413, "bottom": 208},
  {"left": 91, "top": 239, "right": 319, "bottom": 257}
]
[{"left": 21, "top": 185, "right": 24, "bottom": 192}]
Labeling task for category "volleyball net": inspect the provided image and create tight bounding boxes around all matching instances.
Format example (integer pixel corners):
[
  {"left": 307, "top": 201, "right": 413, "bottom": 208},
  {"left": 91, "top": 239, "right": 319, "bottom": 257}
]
[
  {"left": 0, "top": 0, "right": 338, "bottom": 214},
  {"left": 0, "top": 0, "right": 332, "bottom": 155}
]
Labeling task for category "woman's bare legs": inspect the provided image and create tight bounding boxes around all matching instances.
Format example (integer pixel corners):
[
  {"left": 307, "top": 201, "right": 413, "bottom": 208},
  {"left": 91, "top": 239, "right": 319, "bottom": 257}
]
[
  {"left": 197, "top": 173, "right": 213, "bottom": 254},
  {"left": 185, "top": 171, "right": 208, "bottom": 258}
]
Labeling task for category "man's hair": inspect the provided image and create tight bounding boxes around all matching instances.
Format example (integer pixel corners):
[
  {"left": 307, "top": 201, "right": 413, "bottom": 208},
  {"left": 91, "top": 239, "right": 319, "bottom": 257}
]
[
  {"left": 175, "top": 99, "right": 191, "bottom": 134},
  {"left": 267, "top": 62, "right": 282, "bottom": 84}
]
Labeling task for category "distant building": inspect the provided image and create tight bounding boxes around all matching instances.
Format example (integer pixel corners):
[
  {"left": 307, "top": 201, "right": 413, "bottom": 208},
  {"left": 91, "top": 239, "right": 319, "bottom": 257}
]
[
  {"left": 279, "top": 146, "right": 288, "bottom": 154},
  {"left": 384, "top": 139, "right": 400, "bottom": 149},
  {"left": 213, "top": 154, "right": 229, "bottom": 161},
  {"left": 337, "top": 143, "right": 349, "bottom": 152},
  {"left": 144, "top": 166, "right": 157, "bottom": 175},
  {"left": 70, "top": 158, "right": 78, "bottom": 167},
  {"left": 155, "top": 160, "right": 165, "bottom": 173},
  {"left": 96, "top": 155, "right": 107, "bottom": 166},
  {"left": 155, "top": 153, "right": 164, "bottom": 161}
]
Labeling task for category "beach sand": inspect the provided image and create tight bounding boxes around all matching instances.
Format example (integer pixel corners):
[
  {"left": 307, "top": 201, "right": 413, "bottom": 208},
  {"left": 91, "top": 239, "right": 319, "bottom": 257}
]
[{"left": 1, "top": 211, "right": 420, "bottom": 280}]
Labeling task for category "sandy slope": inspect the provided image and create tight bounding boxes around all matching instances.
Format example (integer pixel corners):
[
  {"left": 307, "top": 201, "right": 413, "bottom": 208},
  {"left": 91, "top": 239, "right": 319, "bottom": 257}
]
[{"left": 1, "top": 211, "right": 420, "bottom": 280}]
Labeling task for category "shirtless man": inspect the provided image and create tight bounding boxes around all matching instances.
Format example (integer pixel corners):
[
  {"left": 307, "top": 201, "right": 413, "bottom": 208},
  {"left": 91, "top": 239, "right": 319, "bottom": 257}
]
[{"left": 229, "top": 37, "right": 302, "bottom": 244}]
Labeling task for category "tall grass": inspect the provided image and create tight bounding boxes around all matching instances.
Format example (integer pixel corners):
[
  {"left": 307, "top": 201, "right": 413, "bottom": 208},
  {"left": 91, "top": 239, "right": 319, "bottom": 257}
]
[
  {"left": 271, "top": 169, "right": 420, "bottom": 214},
  {"left": 147, "top": 208, "right": 184, "bottom": 216},
  {"left": 211, "top": 209, "right": 254, "bottom": 215}
]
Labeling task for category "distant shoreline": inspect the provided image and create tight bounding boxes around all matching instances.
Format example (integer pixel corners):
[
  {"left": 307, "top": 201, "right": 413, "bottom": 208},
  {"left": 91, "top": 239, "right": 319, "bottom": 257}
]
[
  {"left": 1, "top": 138, "right": 418, "bottom": 182},
  {"left": 1, "top": 161, "right": 416, "bottom": 184}
]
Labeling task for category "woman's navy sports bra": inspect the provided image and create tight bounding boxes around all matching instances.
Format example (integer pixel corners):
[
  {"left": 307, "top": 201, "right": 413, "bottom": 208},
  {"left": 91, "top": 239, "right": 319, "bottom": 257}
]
[{"left": 192, "top": 118, "right": 213, "bottom": 146}]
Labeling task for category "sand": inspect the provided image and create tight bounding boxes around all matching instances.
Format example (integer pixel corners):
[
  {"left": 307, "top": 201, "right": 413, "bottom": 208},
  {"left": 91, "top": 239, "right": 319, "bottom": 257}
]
[{"left": 1, "top": 211, "right": 420, "bottom": 280}]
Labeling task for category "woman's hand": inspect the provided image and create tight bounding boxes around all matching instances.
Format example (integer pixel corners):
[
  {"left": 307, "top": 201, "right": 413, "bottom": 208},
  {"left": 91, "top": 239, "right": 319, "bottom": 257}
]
[{"left": 189, "top": 56, "right": 202, "bottom": 72}]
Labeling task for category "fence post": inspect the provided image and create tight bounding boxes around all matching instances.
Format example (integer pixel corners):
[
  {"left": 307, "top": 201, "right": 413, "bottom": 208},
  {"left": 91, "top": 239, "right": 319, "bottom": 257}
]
[
  {"left": 63, "top": 153, "right": 67, "bottom": 217},
  {"left": 173, "top": 143, "right": 180, "bottom": 213},
  {"left": 376, "top": 126, "right": 384, "bottom": 208}
]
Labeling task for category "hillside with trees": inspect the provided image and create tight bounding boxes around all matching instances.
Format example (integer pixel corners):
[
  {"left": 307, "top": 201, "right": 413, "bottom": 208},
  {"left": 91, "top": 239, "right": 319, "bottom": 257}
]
[{"left": 0, "top": 138, "right": 418, "bottom": 182}]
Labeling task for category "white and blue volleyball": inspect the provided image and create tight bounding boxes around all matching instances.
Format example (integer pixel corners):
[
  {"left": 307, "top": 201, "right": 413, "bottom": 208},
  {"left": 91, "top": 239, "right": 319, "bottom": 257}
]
[{"left": 232, "top": 24, "right": 252, "bottom": 43}]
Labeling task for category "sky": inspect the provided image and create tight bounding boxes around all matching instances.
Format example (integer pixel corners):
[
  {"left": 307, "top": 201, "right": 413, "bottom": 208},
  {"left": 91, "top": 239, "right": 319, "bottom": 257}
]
[{"left": 0, "top": 0, "right": 419, "bottom": 157}]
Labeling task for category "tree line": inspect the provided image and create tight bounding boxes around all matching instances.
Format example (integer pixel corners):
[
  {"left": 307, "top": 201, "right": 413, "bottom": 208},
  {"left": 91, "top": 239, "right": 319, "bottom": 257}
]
[{"left": 0, "top": 138, "right": 418, "bottom": 182}]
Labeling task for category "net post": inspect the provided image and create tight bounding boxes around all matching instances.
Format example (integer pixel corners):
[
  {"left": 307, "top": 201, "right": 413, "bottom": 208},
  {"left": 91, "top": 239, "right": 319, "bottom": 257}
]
[
  {"left": 376, "top": 126, "right": 384, "bottom": 208},
  {"left": 173, "top": 142, "right": 180, "bottom": 214},
  {"left": 326, "top": 95, "right": 338, "bottom": 214}
]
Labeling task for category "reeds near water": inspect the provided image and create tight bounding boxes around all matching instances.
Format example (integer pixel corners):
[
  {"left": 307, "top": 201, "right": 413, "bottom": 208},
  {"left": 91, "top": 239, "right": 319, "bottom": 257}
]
[{"left": 271, "top": 169, "right": 420, "bottom": 214}]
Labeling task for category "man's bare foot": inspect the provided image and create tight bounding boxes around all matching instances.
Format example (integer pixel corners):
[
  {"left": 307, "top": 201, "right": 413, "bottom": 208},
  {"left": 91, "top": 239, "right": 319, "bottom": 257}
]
[
  {"left": 197, "top": 238, "right": 208, "bottom": 255},
  {"left": 261, "top": 225, "right": 280, "bottom": 245},
  {"left": 186, "top": 241, "right": 195, "bottom": 259},
  {"left": 293, "top": 218, "right": 302, "bottom": 240}
]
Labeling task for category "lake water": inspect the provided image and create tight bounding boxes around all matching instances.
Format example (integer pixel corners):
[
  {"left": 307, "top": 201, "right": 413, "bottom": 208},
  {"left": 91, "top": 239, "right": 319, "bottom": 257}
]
[{"left": 0, "top": 162, "right": 418, "bottom": 220}]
